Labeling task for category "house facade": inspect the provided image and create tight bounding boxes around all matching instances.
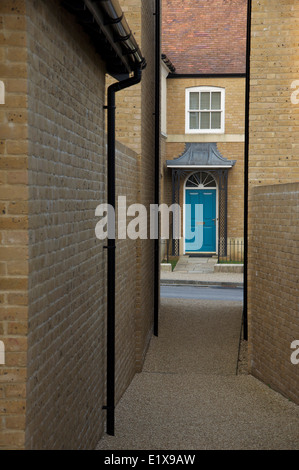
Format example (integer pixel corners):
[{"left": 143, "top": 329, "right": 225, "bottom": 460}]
[{"left": 161, "top": 0, "right": 247, "bottom": 259}]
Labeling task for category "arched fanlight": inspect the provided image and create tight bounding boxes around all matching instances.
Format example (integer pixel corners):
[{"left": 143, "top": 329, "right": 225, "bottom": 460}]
[{"left": 186, "top": 172, "right": 216, "bottom": 188}]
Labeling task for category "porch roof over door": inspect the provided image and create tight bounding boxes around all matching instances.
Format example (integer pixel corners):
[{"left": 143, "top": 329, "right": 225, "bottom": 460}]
[{"left": 166, "top": 143, "right": 236, "bottom": 169}]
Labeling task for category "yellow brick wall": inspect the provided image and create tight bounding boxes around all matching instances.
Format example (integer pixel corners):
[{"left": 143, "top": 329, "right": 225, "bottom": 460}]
[
  {"left": 218, "top": 142, "right": 244, "bottom": 239},
  {"left": 24, "top": 0, "right": 107, "bottom": 449},
  {"left": 249, "top": 0, "right": 299, "bottom": 187},
  {"left": 0, "top": 0, "right": 156, "bottom": 450},
  {"left": 111, "top": 0, "right": 142, "bottom": 155},
  {"left": 136, "top": 0, "right": 156, "bottom": 370},
  {"left": 115, "top": 141, "right": 139, "bottom": 402},
  {"left": 248, "top": 183, "right": 299, "bottom": 405},
  {"left": 0, "top": 0, "right": 28, "bottom": 450},
  {"left": 248, "top": 0, "right": 299, "bottom": 403}
]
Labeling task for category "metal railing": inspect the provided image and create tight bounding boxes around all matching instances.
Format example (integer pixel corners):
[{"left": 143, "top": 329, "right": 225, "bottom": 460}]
[
  {"left": 160, "top": 222, "right": 173, "bottom": 263},
  {"left": 218, "top": 239, "right": 244, "bottom": 264}
]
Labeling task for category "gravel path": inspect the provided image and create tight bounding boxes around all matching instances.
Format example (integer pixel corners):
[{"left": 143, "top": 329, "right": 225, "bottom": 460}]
[{"left": 96, "top": 298, "right": 299, "bottom": 450}]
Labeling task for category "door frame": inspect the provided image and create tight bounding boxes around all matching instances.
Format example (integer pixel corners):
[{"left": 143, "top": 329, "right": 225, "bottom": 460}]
[{"left": 183, "top": 171, "right": 219, "bottom": 255}]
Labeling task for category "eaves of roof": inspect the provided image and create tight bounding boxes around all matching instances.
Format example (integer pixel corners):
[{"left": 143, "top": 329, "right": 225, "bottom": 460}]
[{"left": 62, "top": 0, "right": 146, "bottom": 79}]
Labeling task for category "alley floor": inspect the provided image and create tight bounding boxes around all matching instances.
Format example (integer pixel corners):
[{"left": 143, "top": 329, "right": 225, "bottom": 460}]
[{"left": 96, "top": 296, "right": 299, "bottom": 450}]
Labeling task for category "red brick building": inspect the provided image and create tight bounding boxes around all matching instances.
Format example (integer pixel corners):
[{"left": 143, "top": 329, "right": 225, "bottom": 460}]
[{"left": 162, "top": 0, "right": 247, "bottom": 74}]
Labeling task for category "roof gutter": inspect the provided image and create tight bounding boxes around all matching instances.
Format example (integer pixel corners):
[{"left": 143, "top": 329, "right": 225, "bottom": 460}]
[
  {"left": 84, "top": 0, "right": 146, "bottom": 74},
  {"left": 63, "top": 0, "right": 146, "bottom": 78}
]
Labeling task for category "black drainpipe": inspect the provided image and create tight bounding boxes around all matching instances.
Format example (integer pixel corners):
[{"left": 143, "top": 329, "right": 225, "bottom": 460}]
[
  {"left": 243, "top": 0, "right": 252, "bottom": 341},
  {"left": 104, "top": 68, "right": 143, "bottom": 437},
  {"left": 154, "top": 0, "right": 161, "bottom": 337}
]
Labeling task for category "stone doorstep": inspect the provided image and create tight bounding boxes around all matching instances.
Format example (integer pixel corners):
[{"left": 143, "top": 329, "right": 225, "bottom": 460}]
[{"left": 214, "top": 264, "right": 244, "bottom": 273}]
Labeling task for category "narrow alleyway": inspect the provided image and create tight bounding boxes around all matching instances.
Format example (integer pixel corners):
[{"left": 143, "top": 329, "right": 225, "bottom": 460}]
[{"left": 96, "top": 294, "right": 299, "bottom": 450}]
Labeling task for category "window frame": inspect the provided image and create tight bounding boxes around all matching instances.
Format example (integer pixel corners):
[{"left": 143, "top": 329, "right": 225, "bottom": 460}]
[{"left": 185, "top": 86, "right": 225, "bottom": 134}]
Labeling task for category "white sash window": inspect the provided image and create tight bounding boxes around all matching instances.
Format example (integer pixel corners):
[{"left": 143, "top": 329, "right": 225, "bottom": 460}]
[{"left": 186, "top": 87, "right": 225, "bottom": 134}]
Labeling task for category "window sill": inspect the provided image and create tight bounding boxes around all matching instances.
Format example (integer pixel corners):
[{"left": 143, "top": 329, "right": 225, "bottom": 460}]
[{"left": 166, "top": 134, "right": 245, "bottom": 143}]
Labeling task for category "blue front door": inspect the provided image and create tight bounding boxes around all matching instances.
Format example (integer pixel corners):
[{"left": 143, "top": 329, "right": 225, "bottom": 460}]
[{"left": 185, "top": 189, "right": 216, "bottom": 252}]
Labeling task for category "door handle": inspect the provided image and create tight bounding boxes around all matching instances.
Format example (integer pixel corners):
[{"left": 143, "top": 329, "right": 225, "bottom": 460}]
[{"left": 196, "top": 222, "right": 205, "bottom": 225}]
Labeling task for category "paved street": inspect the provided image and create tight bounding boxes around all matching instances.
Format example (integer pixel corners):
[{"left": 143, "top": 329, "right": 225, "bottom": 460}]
[{"left": 160, "top": 285, "right": 243, "bottom": 302}]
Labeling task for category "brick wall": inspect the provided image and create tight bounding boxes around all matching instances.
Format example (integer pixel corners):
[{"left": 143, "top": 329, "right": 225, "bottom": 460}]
[
  {"left": 161, "top": 0, "right": 247, "bottom": 74},
  {"left": 218, "top": 142, "right": 244, "bottom": 239},
  {"left": 0, "top": 0, "right": 156, "bottom": 450},
  {"left": 248, "top": 0, "right": 299, "bottom": 404},
  {"left": 115, "top": 141, "right": 138, "bottom": 402},
  {"left": 248, "top": 184, "right": 299, "bottom": 405},
  {"left": 113, "top": 0, "right": 142, "bottom": 154},
  {"left": 137, "top": 0, "right": 156, "bottom": 370},
  {"left": 24, "top": 0, "right": 107, "bottom": 449},
  {"left": 0, "top": 0, "right": 28, "bottom": 450},
  {"left": 249, "top": 0, "right": 299, "bottom": 186}
]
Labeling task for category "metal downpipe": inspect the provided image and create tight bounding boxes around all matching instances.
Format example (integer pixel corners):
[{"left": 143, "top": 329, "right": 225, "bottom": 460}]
[
  {"left": 243, "top": 0, "right": 252, "bottom": 341},
  {"left": 154, "top": 0, "right": 161, "bottom": 337},
  {"left": 104, "top": 68, "right": 143, "bottom": 436}
]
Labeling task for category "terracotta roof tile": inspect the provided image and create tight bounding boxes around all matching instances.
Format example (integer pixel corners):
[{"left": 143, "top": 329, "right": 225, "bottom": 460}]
[{"left": 162, "top": 0, "right": 247, "bottom": 74}]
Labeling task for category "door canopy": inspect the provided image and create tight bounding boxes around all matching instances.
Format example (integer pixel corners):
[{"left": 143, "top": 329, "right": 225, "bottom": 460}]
[{"left": 166, "top": 143, "right": 236, "bottom": 169}]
